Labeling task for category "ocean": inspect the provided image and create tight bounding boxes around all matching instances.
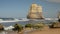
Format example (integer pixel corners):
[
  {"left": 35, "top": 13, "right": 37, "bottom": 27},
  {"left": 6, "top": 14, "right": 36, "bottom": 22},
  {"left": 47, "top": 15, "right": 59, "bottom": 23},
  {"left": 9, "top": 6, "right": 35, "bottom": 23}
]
[{"left": 0, "top": 20, "right": 58, "bottom": 27}]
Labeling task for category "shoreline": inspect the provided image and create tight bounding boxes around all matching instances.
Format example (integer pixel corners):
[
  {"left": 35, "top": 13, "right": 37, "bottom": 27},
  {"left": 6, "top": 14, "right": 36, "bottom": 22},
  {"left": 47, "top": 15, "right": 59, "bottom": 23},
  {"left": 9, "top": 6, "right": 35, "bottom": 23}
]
[{"left": 27, "top": 26, "right": 60, "bottom": 34}]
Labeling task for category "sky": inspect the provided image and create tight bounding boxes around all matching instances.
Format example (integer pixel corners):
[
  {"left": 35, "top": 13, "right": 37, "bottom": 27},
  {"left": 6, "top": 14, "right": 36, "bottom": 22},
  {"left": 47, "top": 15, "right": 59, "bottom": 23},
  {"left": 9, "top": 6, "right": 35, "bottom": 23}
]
[{"left": 0, "top": 0, "right": 60, "bottom": 18}]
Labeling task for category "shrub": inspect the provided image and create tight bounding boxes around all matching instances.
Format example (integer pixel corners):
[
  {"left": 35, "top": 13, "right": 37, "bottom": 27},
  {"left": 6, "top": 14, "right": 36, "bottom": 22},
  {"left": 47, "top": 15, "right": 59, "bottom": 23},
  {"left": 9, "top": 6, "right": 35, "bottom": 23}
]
[
  {"left": 13, "top": 23, "right": 23, "bottom": 32},
  {"left": 33, "top": 23, "right": 44, "bottom": 29},
  {"left": 25, "top": 23, "right": 33, "bottom": 28}
]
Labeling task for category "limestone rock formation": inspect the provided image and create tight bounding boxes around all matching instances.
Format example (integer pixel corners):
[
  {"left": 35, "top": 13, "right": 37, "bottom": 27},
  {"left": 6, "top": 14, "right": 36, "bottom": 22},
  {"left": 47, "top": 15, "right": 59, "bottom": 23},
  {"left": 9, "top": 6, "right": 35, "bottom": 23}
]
[{"left": 27, "top": 4, "right": 44, "bottom": 19}]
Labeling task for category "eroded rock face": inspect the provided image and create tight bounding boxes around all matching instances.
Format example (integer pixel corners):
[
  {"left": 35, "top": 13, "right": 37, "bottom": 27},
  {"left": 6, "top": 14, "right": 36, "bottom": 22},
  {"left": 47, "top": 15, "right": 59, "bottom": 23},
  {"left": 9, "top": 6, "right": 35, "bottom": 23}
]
[
  {"left": 58, "top": 19, "right": 60, "bottom": 22},
  {"left": 27, "top": 4, "right": 44, "bottom": 19}
]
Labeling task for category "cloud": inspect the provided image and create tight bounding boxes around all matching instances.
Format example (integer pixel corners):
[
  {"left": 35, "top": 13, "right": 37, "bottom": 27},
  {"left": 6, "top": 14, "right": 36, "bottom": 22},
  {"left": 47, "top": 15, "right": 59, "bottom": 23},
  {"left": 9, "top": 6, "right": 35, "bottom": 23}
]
[{"left": 40, "top": 0, "right": 60, "bottom": 3}]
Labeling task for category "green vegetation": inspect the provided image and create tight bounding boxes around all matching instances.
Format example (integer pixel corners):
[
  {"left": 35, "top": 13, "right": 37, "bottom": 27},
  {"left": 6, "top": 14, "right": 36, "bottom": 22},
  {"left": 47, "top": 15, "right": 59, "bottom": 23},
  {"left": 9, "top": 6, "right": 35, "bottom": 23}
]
[
  {"left": 25, "top": 22, "right": 45, "bottom": 30},
  {"left": 25, "top": 23, "right": 33, "bottom": 28},
  {"left": 13, "top": 23, "right": 23, "bottom": 32},
  {"left": 33, "top": 23, "right": 44, "bottom": 29}
]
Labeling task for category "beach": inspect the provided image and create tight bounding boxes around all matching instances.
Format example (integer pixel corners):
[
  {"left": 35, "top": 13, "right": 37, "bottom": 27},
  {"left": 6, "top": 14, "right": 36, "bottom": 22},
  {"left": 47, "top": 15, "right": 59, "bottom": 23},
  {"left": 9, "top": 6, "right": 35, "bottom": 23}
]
[{"left": 27, "top": 26, "right": 60, "bottom": 34}]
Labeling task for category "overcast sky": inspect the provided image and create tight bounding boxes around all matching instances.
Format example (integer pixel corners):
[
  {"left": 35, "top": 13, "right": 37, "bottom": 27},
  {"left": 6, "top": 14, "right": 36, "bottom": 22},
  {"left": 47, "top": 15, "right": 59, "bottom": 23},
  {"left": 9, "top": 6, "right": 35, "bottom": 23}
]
[{"left": 0, "top": 0, "right": 60, "bottom": 18}]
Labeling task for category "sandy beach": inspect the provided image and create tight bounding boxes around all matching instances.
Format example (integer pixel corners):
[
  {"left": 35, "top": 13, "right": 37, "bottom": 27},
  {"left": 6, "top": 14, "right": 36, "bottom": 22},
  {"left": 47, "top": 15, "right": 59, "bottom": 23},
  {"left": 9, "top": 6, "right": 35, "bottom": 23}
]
[
  {"left": 27, "top": 26, "right": 60, "bottom": 34},
  {"left": 0, "top": 26, "right": 60, "bottom": 34}
]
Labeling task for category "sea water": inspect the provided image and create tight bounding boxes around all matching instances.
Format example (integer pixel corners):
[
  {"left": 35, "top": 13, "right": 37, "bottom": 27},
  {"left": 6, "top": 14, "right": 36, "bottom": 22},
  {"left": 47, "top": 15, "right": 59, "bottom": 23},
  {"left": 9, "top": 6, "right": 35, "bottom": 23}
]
[{"left": 1, "top": 20, "right": 57, "bottom": 27}]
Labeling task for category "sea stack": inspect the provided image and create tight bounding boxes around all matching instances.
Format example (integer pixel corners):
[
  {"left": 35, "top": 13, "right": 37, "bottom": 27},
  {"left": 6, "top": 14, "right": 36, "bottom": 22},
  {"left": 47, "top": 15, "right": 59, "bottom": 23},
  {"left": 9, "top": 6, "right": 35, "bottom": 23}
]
[{"left": 27, "top": 3, "right": 44, "bottom": 19}]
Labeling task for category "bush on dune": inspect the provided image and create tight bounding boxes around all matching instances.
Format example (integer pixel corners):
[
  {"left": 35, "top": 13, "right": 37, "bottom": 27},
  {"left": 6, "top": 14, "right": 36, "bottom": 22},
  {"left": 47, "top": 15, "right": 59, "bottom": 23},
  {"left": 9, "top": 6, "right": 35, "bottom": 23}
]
[
  {"left": 25, "top": 23, "right": 33, "bottom": 28},
  {"left": 13, "top": 23, "right": 23, "bottom": 32},
  {"left": 33, "top": 23, "right": 44, "bottom": 29}
]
